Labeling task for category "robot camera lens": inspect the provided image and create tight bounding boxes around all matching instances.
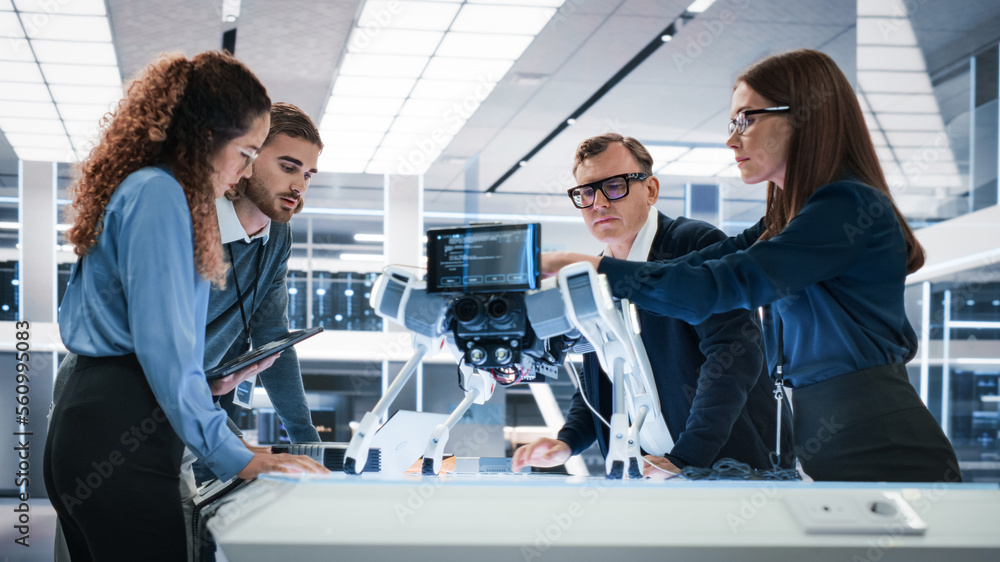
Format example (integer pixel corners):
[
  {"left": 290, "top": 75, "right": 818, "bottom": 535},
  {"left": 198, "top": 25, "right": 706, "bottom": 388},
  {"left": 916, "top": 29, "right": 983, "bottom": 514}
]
[{"left": 455, "top": 297, "right": 482, "bottom": 323}]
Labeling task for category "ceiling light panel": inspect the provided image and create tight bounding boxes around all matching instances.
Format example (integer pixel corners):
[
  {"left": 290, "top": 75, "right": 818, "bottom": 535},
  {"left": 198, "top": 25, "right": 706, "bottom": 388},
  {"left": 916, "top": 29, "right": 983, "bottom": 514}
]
[
  {"left": 678, "top": 147, "right": 733, "bottom": 164},
  {"left": 0, "top": 100, "right": 57, "bottom": 118},
  {"left": 347, "top": 28, "right": 443, "bottom": 55},
  {"left": 332, "top": 76, "right": 417, "bottom": 98},
  {"left": 397, "top": 98, "right": 460, "bottom": 118},
  {"left": 323, "top": 113, "right": 395, "bottom": 133},
  {"left": 0, "top": 5, "right": 122, "bottom": 163},
  {"left": 658, "top": 161, "right": 730, "bottom": 176},
  {"left": 857, "top": 18, "right": 917, "bottom": 46},
  {"left": 41, "top": 63, "right": 119, "bottom": 85},
  {"left": 468, "top": 0, "right": 564, "bottom": 6},
  {"left": 410, "top": 78, "right": 492, "bottom": 101},
  {"left": 14, "top": 147, "right": 75, "bottom": 161},
  {"left": 0, "top": 12, "right": 20, "bottom": 35},
  {"left": 321, "top": 0, "right": 565, "bottom": 174},
  {"left": 877, "top": 113, "right": 945, "bottom": 131},
  {"left": 339, "top": 53, "right": 428, "bottom": 78},
  {"left": 14, "top": 0, "right": 106, "bottom": 15},
  {"left": 23, "top": 14, "right": 112, "bottom": 42},
  {"left": 685, "top": 0, "right": 717, "bottom": 12},
  {"left": 0, "top": 116, "right": 61, "bottom": 133},
  {"left": 48, "top": 84, "right": 122, "bottom": 104},
  {"left": 325, "top": 96, "right": 406, "bottom": 116},
  {"left": 858, "top": 71, "right": 932, "bottom": 94},
  {"left": 451, "top": 5, "right": 557, "bottom": 35},
  {"left": 4, "top": 132, "right": 71, "bottom": 149},
  {"left": 359, "top": 1, "right": 460, "bottom": 31},
  {"left": 647, "top": 146, "right": 691, "bottom": 170},
  {"left": 316, "top": 158, "right": 369, "bottom": 174},
  {"left": 30, "top": 39, "right": 117, "bottom": 65},
  {"left": 0, "top": 60, "right": 43, "bottom": 82},
  {"left": 0, "top": 38, "right": 34, "bottom": 61},
  {"left": 436, "top": 32, "right": 534, "bottom": 59},
  {"left": 883, "top": 130, "right": 947, "bottom": 147},
  {"left": 422, "top": 57, "right": 512, "bottom": 81},
  {"left": 321, "top": 130, "right": 387, "bottom": 147},
  {"left": 858, "top": 46, "right": 925, "bottom": 71},
  {"left": 0, "top": 81, "right": 49, "bottom": 100},
  {"left": 865, "top": 93, "right": 938, "bottom": 113}
]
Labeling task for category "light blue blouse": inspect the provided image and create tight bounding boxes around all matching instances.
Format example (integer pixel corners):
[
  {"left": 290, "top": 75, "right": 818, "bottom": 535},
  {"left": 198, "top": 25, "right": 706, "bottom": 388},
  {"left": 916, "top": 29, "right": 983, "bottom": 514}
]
[{"left": 59, "top": 166, "right": 253, "bottom": 480}]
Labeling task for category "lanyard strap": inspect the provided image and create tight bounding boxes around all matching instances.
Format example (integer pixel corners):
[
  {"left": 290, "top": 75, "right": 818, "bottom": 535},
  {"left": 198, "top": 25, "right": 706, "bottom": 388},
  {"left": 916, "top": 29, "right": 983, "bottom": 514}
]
[{"left": 227, "top": 240, "right": 264, "bottom": 351}]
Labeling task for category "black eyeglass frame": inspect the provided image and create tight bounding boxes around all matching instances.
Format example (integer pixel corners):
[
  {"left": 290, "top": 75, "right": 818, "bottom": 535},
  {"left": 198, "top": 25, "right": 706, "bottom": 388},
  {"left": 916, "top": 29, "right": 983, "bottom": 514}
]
[
  {"left": 566, "top": 172, "right": 649, "bottom": 209},
  {"left": 728, "top": 106, "right": 790, "bottom": 136}
]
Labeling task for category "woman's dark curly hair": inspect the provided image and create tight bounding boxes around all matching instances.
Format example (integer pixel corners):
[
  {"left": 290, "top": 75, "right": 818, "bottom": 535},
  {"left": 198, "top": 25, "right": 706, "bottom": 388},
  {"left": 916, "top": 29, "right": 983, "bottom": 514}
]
[{"left": 65, "top": 50, "right": 271, "bottom": 285}]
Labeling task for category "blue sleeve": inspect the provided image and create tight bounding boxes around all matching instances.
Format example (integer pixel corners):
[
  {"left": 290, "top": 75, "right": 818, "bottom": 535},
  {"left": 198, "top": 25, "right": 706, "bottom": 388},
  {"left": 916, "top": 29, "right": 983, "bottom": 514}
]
[
  {"left": 118, "top": 180, "right": 253, "bottom": 480},
  {"left": 598, "top": 182, "right": 873, "bottom": 325},
  {"left": 252, "top": 229, "right": 320, "bottom": 443}
]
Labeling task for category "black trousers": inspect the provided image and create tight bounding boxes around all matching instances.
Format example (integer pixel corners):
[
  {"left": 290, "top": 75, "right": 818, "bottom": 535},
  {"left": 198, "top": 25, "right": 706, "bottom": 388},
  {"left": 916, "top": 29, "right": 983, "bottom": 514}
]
[
  {"left": 43, "top": 354, "right": 186, "bottom": 561},
  {"left": 791, "top": 363, "right": 961, "bottom": 482}
]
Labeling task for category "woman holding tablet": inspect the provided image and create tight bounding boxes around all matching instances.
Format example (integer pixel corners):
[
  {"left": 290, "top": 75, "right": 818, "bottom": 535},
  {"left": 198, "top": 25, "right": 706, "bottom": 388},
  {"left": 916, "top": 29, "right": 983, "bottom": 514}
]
[
  {"left": 543, "top": 49, "right": 959, "bottom": 482},
  {"left": 44, "top": 51, "right": 326, "bottom": 560}
]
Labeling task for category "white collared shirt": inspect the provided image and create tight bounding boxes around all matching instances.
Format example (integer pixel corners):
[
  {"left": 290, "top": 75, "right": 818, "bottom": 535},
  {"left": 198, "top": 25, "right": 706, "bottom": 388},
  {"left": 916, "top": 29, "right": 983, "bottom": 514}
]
[
  {"left": 603, "top": 206, "right": 658, "bottom": 262},
  {"left": 215, "top": 197, "right": 271, "bottom": 245}
]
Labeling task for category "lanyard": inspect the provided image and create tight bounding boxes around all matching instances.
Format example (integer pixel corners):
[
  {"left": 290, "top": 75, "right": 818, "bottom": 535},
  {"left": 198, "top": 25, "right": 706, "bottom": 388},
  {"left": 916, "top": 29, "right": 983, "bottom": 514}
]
[{"left": 227, "top": 240, "right": 264, "bottom": 352}]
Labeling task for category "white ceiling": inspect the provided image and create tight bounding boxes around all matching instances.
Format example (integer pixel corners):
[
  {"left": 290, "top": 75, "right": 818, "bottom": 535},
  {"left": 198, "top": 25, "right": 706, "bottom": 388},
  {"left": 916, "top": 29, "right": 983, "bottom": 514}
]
[{"left": 1, "top": 0, "right": 997, "bottom": 252}]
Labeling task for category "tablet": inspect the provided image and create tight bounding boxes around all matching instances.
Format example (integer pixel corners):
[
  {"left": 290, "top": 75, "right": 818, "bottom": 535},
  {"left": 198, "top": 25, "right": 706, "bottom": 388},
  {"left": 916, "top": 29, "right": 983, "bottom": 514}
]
[{"left": 204, "top": 326, "right": 324, "bottom": 380}]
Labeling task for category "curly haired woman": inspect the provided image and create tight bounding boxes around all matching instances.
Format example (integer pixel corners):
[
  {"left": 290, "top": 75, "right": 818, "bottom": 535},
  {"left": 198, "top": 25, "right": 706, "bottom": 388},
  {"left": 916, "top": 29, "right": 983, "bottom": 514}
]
[{"left": 44, "top": 51, "right": 326, "bottom": 560}]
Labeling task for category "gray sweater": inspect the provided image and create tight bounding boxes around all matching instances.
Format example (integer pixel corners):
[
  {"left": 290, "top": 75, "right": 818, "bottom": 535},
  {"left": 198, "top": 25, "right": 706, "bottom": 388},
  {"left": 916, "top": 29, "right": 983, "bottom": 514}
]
[{"left": 208, "top": 220, "right": 319, "bottom": 443}]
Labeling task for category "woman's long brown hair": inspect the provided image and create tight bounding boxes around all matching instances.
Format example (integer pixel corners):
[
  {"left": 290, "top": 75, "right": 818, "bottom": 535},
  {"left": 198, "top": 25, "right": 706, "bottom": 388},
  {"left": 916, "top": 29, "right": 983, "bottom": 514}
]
[
  {"left": 739, "top": 49, "right": 925, "bottom": 273},
  {"left": 66, "top": 51, "right": 270, "bottom": 285}
]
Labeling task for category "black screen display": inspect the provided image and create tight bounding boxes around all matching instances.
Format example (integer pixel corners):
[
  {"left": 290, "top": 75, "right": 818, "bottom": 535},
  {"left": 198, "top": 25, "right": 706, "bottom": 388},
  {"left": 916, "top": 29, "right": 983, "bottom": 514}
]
[{"left": 426, "top": 223, "right": 540, "bottom": 293}]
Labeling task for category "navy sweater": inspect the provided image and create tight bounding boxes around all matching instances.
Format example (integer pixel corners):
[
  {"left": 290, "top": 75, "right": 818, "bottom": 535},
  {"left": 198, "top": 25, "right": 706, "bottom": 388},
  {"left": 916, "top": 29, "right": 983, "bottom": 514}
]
[
  {"left": 598, "top": 180, "right": 917, "bottom": 388},
  {"left": 558, "top": 212, "right": 792, "bottom": 469}
]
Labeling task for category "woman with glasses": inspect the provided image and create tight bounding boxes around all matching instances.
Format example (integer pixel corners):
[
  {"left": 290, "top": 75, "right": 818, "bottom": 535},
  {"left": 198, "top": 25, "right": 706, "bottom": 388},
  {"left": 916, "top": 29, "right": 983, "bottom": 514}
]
[
  {"left": 44, "top": 51, "right": 326, "bottom": 560},
  {"left": 543, "top": 49, "right": 959, "bottom": 482}
]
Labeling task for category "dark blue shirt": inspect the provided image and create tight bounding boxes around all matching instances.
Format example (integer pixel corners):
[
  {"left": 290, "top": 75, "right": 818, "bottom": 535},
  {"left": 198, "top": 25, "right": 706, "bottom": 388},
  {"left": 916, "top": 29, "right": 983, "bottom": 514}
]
[
  {"left": 598, "top": 180, "right": 918, "bottom": 388},
  {"left": 559, "top": 212, "right": 790, "bottom": 469}
]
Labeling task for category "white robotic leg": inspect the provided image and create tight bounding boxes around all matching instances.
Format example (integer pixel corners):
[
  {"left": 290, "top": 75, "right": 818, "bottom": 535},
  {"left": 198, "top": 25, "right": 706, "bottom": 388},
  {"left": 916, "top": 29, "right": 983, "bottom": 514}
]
[{"left": 421, "top": 365, "right": 496, "bottom": 475}]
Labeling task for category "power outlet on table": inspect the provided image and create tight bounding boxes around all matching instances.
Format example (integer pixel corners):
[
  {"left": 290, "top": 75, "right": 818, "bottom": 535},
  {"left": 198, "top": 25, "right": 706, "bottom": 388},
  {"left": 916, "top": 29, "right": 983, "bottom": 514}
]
[{"left": 783, "top": 491, "right": 927, "bottom": 535}]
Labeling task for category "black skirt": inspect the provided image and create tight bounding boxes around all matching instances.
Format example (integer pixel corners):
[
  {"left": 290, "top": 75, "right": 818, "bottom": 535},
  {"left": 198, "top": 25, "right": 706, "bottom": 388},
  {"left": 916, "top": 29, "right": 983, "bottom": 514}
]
[
  {"left": 790, "top": 363, "right": 961, "bottom": 482},
  {"left": 43, "top": 353, "right": 187, "bottom": 561}
]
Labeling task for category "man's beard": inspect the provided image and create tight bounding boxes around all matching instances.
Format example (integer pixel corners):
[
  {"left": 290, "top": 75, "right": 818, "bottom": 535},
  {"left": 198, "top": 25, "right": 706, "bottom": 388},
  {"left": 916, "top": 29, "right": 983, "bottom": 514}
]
[{"left": 239, "top": 175, "right": 298, "bottom": 223}]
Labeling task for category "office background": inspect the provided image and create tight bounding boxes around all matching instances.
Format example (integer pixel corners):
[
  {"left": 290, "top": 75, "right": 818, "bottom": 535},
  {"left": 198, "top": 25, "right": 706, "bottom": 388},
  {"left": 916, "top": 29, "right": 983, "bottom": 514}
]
[{"left": 1, "top": 0, "right": 999, "bottom": 494}]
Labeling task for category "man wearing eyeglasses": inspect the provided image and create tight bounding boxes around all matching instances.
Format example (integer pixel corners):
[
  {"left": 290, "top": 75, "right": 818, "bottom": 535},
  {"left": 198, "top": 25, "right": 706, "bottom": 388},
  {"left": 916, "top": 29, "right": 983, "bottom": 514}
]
[
  {"left": 52, "top": 103, "right": 324, "bottom": 561},
  {"left": 512, "top": 133, "right": 791, "bottom": 477}
]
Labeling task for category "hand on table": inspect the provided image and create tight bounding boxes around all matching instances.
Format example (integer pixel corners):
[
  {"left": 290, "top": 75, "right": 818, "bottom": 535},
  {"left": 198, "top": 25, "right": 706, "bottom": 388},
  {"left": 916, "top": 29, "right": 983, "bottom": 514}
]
[
  {"left": 511, "top": 438, "right": 572, "bottom": 472},
  {"left": 237, "top": 451, "right": 329, "bottom": 480},
  {"left": 642, "top": 454, "right": 681, "bottom": 480}
]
